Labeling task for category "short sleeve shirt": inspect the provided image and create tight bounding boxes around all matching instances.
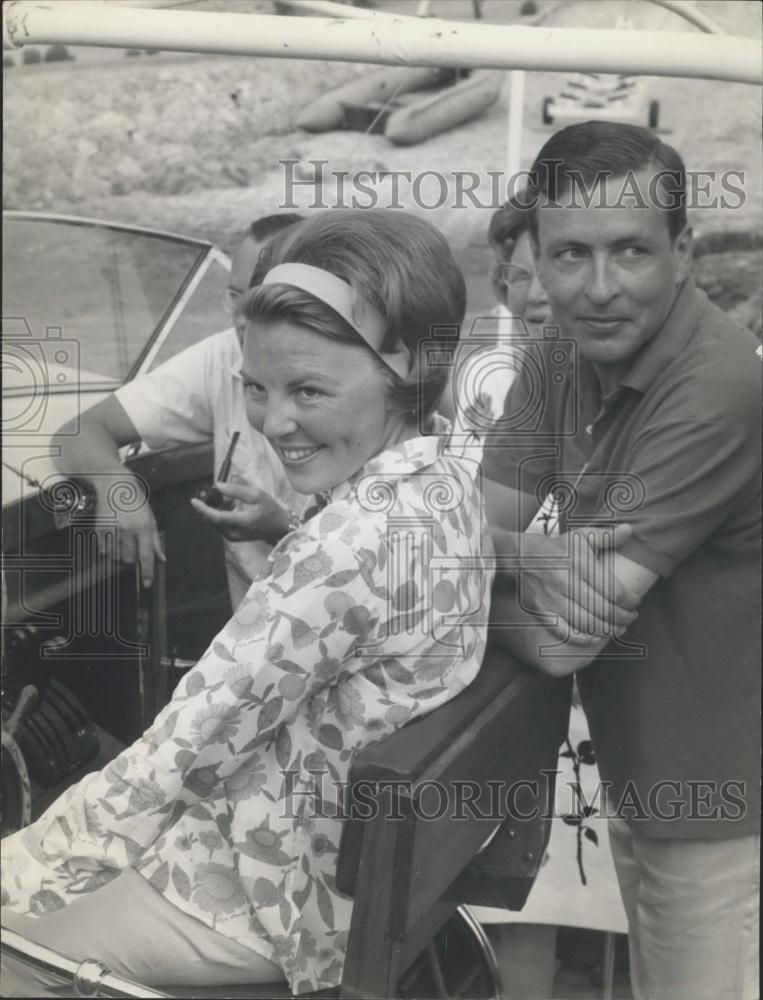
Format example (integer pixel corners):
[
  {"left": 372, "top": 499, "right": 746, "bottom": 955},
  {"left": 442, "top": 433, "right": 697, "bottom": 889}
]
[
  {"left": 482, "top": 280, "right": 761, "bottom": 837},
  {"left": 116, "top": 329, "right": 301, "bottom": 607}
]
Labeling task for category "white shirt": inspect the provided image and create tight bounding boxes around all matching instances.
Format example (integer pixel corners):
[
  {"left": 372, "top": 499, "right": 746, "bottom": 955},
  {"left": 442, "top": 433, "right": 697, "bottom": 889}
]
[
  {"left": 450, "top": 304, "right": 559, "bottom": 534},
  {"left": 116, "top": 328, "right": 300, "bottom": 608},
  {"left": 449, "top": 303, "right": 524, "bottom": 459}
]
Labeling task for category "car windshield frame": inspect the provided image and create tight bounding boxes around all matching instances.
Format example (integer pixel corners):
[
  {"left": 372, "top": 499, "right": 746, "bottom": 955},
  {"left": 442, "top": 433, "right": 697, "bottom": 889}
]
[{"left": 2, "top": 211, "right": 217, "bottom": 396}]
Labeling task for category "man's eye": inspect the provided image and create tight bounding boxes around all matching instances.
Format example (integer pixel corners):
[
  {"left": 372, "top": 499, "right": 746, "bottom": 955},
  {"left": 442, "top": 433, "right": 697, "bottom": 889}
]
[
  {"left": 296, "top": 387, "right": 323, "bottom": 400},
  {"left": 556, "top": 248, "right": 586, "bottom": 262},
  {"left": 621, "top": 246, "right": 648, "bottom": 258}
]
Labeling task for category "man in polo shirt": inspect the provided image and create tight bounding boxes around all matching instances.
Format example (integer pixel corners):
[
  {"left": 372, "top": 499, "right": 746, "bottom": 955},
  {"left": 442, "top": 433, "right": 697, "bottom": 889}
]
[{"left": 482, "top": 121, "right": 760, "bottom": 1000}]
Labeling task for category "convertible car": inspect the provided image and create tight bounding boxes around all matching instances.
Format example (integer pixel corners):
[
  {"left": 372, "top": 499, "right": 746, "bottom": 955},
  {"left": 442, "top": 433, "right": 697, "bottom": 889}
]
[
  {"left": 1, "top": 210, "right": 570, "bottom": 999},
  {"left": 2, "top": 211, "right": 234, "bottom": 826}
]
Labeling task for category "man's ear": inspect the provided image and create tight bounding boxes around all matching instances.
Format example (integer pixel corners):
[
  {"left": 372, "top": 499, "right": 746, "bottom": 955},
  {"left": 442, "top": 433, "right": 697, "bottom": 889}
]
[{"left": 673, "top": 224, "right": 693, "bottom": 282}]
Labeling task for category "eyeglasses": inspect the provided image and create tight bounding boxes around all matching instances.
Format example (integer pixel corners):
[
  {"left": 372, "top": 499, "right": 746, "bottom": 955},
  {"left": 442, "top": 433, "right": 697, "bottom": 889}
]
[
  {"left": 500, "top": 264, "right": 533, "bottom": 289},
  {"left": 221, "top": 288, "right": 243, "bottom": 315}
]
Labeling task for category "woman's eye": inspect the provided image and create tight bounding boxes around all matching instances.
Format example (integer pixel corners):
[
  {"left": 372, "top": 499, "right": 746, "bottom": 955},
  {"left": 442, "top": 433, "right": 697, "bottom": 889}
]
[
  {"left": 296, "top": 387, "right": 323, "bottom": 401},
  {"left": 244, "top": 382, "right": 265, "bottom": 397}
]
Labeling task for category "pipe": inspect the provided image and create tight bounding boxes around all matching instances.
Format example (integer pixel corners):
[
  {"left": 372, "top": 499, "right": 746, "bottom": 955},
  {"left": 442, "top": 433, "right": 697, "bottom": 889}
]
[
  {"left": 3, "top": 2, "right": 761, "bottom": 84},
  {"left": 270, "top": 0, "right": 396, "bottom": 18},
  {"left": 0, "top": 928, "right": 170, "bottom": 998},
  {"left": 505, "top": 69, "right": 525, "bottom": 180},
  {"left": 645, "top": 0, "right": 723, "bottom": 35}
]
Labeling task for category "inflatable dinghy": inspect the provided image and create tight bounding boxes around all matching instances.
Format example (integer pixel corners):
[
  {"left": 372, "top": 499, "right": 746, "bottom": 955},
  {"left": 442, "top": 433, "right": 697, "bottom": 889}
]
[{"left": 297, "top": 66, "right": 501, "bottom": 145}]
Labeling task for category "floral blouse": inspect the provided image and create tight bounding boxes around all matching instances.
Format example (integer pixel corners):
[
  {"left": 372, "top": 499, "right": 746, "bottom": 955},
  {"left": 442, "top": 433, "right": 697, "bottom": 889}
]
[{"left": 1, "top": 421, "right": 494, "bottom": 994}]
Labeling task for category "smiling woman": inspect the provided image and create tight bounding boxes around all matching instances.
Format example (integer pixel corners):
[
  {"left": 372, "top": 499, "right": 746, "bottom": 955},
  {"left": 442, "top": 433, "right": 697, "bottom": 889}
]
[
  {"left": 238, "top": 210, "right": 465, "bottom": 496},
  {"left": 0, "top": 209, "right": 495, "bottom": 997}
]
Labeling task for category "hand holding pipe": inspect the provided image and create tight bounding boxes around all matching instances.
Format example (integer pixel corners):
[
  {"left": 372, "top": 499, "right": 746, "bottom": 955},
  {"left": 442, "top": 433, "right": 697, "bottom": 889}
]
[{"left": 195, "top": 431, "right": 240, "bottom": 510}]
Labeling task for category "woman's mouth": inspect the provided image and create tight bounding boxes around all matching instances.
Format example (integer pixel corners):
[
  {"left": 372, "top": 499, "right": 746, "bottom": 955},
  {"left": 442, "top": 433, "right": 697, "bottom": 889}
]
[
  {"left": 277, "top": 444, "right": 324, "bottom": 464},
  {"left": 525, "top": 312, "right": 550, "bottom": 327}
]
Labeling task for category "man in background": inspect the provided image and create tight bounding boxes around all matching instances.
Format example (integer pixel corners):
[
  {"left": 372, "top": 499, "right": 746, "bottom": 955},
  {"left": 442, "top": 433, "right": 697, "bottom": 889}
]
[{"left": 54, "top": 213, "right": 304, "bottom": 609}]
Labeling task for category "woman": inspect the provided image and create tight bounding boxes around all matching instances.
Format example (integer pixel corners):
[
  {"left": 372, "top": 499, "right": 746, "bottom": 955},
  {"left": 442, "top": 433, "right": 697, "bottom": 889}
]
[
  {"left": 447, "top": 191, "right": 551, "bottom": 438},
  {"left": 488, "top": 190, "right": 550, "bottom": 333},
  {"left": 1, "top": 209, "right": 494, "bottom": 996}
]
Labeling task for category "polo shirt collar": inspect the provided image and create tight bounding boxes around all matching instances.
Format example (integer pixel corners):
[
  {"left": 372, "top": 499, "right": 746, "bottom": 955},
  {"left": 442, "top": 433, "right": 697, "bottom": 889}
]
[{"left": 617, "top": 278, "right": 706, "bottom": 394}]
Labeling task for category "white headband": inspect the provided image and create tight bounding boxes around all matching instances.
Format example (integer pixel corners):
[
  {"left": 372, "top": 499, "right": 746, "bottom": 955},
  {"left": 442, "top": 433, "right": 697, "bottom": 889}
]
[{"left": 262, "top": 262, "right": 411, "bottom": 379}]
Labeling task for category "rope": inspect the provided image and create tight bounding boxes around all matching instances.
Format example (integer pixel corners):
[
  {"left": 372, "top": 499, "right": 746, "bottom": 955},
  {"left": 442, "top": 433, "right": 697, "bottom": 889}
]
[{"left": 342, "top": 74, "right": 410, "bottom": 160}]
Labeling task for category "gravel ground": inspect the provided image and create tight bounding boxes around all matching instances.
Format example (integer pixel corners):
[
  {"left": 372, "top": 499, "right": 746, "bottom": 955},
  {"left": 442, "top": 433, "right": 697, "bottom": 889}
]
[{"left": 3, "top": 0, "right": 761, "bottom": 313}]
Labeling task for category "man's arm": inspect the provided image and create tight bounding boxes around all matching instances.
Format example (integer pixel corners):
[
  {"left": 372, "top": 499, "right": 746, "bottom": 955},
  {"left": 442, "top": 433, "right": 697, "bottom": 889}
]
[
  {"left": 54, "top": 395, "right": 165, "bottom": 587},
  {"left": 490, "top": 550, "right": 658, "bottom": 676},
  {"left": 482, "top": 476, "right": 538, "bottom": 536},
  {"left": 485, "top": 475, "right": 640, "bottom": 640}
]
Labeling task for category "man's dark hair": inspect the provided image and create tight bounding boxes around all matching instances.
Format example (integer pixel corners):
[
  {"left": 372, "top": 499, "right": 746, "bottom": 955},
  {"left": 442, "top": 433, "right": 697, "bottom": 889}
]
[
  {"left": 245, "top": 214, "right": 305, "bottom": 288},
  {"left": 527, "top": 121, "right": 688, "bottom": 241},
  {"left": 248, "top": 213, "right": 304, "bottom": 242}
]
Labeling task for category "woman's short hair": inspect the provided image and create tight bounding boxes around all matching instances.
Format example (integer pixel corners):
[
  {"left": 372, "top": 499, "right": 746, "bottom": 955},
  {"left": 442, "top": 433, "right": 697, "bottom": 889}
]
[
  {"left": 487, "top": 190, "right": 533, "bottom": 302},
  {"left": 238, "top": 209, "right": 466, "bottom": 421}
]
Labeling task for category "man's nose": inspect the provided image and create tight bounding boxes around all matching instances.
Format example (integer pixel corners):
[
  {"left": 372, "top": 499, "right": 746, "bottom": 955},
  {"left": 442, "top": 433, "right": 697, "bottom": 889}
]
[{"left": 585, "top": 257, "right": 619, "bottom": 305}]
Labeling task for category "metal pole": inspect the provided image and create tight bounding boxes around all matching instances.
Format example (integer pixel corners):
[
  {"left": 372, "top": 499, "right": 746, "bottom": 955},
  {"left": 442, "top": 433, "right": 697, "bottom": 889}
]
[
  {"left": 3, "top": 3, "right": 761, "bottom": 84},
  {"left": 271, "top": 0, "right": 401, "bottom": 19},
  {"left": 601, "top": 931, "right": 616, "bottom": 1000},
  {"left": 0, "top": 928, "right": 170, "bottom": 998},
  {"left": 646, "top": 0, "right": 722, "bottom": 34},
  {"left": 506, "top": 68, "right": 526, "bottom": 184}
]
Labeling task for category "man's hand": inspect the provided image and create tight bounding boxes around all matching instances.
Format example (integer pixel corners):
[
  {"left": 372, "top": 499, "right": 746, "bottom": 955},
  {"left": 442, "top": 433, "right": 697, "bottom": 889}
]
[
  {"left": 511, "top": 524, "right": 640, "bottom": 644},
  {"left": 52, "top": 397, "right": 166, "bottom": 589},
  {"left": 190, "top": 479, "right": 292, "bottom": 543},
  {"left": 95, "top": 491, "right": 166, "bottom": 589}
]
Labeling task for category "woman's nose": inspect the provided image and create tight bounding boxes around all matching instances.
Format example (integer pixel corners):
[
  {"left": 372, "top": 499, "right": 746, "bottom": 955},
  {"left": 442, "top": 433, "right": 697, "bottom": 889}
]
[
  {"left": 527, "top": 271, "right": 549, "bottom": 311},
  {"left": 261, "top": 399, "right": 300, "bottom": 440},
  {"left": 245, "top": 393, "right": 299, "bottom": 439}
]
